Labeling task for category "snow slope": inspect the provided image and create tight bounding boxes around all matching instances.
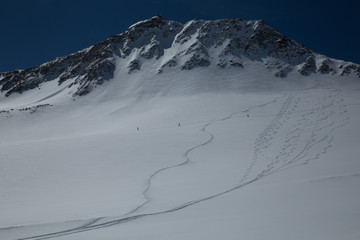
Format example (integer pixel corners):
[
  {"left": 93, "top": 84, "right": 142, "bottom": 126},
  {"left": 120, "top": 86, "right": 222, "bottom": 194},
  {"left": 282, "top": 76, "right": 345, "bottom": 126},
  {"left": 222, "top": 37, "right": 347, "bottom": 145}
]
[{"left": 1, "top": 63, "right": 360, "bottom": 239}]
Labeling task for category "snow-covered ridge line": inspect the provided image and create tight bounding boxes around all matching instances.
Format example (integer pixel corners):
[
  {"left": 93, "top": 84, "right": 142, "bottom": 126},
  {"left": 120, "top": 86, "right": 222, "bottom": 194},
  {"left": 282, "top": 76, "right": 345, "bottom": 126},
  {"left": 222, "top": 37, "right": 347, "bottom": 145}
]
[{"left": 0, "top": 15, "right": 359, "bottom": 98}]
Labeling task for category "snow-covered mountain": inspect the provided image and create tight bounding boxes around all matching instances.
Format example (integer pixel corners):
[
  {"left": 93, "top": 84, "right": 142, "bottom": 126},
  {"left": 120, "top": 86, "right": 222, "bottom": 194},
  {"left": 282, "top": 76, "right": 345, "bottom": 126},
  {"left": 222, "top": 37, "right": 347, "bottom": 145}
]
[
  {"left": 1, "top": 15, "right": 359, "bottom": 98},
  {"left": 1, "top": 16, "right": 360, "bottom": 240}
]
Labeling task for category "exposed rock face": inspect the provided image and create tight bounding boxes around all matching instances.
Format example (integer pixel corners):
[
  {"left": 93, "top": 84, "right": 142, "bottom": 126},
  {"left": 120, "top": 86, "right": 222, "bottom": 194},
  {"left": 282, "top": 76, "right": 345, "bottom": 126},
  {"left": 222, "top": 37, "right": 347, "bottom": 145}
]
[
  {"left": 299, "top": 56, "right": 317, "bottom": 76},
  {"left": 0, "top": 41, "right": 117, "bottom": 97},
  {"left": 180, "top": 54, "right": 210, "bottom": 70},
  {"left": 127, "top": 59, "right": 141, "bottom": 73},
  {"left": 318, "top": 58, "right": 334, "bottom": 74},
  {"left": 340, "top": 63, "right": 360, "bottom": 76},
  {"left": 0, "top": 15, "right": 359, "bottom": 97}
]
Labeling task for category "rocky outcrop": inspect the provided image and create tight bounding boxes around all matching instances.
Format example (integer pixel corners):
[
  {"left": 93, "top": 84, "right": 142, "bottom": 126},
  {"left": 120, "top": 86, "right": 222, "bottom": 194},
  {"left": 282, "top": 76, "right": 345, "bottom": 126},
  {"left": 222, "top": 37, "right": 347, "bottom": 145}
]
[{"left": 299, "top": 56, "right": 317, "bottom": 76}]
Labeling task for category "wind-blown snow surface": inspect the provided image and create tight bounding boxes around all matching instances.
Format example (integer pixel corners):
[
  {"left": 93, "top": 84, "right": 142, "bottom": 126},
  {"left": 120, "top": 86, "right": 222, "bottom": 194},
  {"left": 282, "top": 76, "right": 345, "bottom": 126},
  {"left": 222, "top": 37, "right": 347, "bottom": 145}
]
[{"left": 1, "top": 66, "right": 360, "bottom": 240}]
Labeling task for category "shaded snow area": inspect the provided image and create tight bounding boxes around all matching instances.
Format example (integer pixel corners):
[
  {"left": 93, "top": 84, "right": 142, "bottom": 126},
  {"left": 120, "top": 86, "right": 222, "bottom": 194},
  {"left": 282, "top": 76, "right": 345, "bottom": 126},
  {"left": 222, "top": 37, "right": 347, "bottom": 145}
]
[{"left": 1, "top": 68, "right": 360, "bottom": 240}]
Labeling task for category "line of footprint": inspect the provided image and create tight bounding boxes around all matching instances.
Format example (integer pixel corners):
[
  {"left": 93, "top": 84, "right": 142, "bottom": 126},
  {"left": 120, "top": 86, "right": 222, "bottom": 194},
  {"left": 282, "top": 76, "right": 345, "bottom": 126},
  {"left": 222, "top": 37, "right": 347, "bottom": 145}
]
[
  {"left": 257, "top": 89, "right": 348, "bottom": 176},
  {"left": 240, "top": 89, "right": 350, "bottom": 182},
  {"left": 240, "top": 93, "right": 295, "bottom": 183}
]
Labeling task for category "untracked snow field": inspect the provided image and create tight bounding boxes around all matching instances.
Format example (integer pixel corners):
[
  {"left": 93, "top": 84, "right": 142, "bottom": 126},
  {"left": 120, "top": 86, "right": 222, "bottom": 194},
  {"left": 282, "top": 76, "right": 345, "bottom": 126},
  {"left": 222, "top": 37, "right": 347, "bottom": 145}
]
[{"left": 1, "top": 72, "right": 360, "bottom": 240}]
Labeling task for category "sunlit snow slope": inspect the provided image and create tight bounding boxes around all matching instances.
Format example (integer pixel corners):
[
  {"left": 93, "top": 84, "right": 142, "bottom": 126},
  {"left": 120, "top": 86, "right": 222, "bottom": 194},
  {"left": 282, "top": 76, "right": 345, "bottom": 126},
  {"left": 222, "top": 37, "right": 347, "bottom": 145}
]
[{"left": 1, "top": 16, "right": 360, "bottom": 240}]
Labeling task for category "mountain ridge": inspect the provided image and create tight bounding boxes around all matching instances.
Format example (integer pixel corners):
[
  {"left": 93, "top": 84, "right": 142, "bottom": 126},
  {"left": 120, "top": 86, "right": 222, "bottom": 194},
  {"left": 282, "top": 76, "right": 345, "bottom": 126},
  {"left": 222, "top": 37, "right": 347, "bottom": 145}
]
[{"left": 0, "top": 15, "right": 359, "bottom": 97}]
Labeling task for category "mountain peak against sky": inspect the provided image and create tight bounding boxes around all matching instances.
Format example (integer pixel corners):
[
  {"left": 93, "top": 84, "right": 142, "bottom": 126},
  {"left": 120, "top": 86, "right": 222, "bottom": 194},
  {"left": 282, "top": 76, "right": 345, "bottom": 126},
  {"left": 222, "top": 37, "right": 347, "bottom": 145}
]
[
  {"left": 1, "top": 14, "right": 360, "bottom": 239},
  {"left": 0, "top": 16, "right": 359, "bottom": 98},
  {"left": 128, "top": 15, "right": 167, "bottom": 29}
]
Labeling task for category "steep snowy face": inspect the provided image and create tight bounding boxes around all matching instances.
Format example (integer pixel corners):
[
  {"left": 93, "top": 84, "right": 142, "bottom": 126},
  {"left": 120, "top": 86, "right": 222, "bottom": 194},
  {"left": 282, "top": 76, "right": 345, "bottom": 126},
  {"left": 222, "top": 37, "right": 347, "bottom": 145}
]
[{"left": 0, "top": 15, "right": 359, "bottom": 97}]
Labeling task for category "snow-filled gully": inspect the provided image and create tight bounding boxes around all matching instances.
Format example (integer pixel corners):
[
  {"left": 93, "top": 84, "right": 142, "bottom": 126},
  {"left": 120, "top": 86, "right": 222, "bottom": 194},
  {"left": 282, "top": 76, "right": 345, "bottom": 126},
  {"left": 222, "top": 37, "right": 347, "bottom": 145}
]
[{"left": 8, "top": 89, "right": 349, "bottom": 240}]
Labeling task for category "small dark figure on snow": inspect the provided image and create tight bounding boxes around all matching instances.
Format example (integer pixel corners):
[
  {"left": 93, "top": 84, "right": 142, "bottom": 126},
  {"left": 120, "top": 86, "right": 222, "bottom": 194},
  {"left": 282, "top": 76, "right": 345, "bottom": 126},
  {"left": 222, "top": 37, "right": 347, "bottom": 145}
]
[
  {"left": 178, "top": 123, "right": 181, "bottom": 126},
  {"left": 137, "top": 127, "right": 139, "bottom": 131},
  {"left": 247, "top": 114, "right": 249, "bottom": 117}
]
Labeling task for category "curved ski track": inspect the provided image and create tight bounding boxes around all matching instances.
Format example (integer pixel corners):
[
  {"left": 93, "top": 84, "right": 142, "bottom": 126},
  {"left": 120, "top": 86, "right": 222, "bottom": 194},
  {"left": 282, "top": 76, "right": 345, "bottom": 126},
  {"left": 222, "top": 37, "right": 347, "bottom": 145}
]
[
  {"left": 4, "top": 88, "right": 349, "bottom": 240},
  {"left": 124, "top": 97, "right": 280, "bottom": 216}
]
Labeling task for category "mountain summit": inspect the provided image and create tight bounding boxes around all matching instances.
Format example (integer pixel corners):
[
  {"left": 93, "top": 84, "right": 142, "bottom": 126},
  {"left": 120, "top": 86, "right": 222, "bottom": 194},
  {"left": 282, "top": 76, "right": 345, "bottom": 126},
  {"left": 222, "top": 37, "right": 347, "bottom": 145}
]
[{"left": 1, "top": 16, "right": 359, "bottom": 97}]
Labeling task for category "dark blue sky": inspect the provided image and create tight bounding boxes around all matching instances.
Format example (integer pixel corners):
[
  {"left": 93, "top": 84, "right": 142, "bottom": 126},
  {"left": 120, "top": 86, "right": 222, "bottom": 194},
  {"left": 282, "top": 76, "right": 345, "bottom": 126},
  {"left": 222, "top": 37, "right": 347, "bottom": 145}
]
[{"left": 1, "top": 0, "right": 359, "bottom": 72}]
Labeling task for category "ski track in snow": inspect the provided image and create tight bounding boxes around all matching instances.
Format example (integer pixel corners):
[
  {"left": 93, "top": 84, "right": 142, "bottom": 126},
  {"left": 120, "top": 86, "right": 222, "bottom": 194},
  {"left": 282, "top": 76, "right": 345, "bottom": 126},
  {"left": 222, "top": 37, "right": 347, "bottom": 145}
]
[
  {"left": 125, "top": 94, "right": 281, "bottom": 216},
  {"left": 3, "top": 88, "right": 350, "bottom": 240}
]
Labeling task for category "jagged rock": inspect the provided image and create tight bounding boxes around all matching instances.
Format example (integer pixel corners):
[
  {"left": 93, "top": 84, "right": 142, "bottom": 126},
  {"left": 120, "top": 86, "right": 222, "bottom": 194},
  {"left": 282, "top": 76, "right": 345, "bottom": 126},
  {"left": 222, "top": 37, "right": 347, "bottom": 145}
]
[
  {"left": 317, "top": 59, "right": 334, "bottom": 74},
  {"left": 299, "top": 56, "right": 316, "bottom": 75},
  {"left": 84, "top": 59, "right": 115, "bottom": 83},
  {"left": 180, "top": 54, "right": 210, "bottom": 70},
  {"left": 229, "top": 59, "right": 243, "bottom": 68},
  {"left": 341, "top": 64, "right": 358, "bottom": 76},
  {"left": 128, "top": 59, "right": 141, "bottom": 73},
  {"left": 216, "top": 56, "right": 243, "bottom": 69},
  {"left": 174, "top": 20, "right": 203, "bottom": 45},
  {"left": 265, "top": 60, "right": 292, "bottom": 78},
  {"left": 140, "top": 41, "right": 163, "bottom": 59},
  {"left": 217, "top": 59, "right": 227, "bottom": 68},
  {"left": 158, "top": 58, "right": 178, "bottom": 73}
]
